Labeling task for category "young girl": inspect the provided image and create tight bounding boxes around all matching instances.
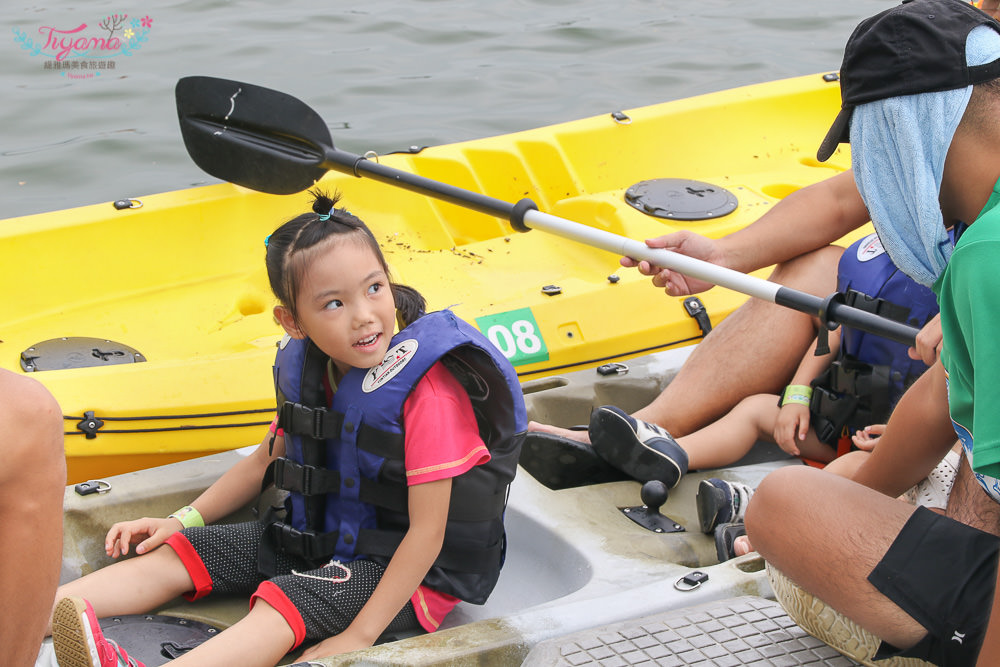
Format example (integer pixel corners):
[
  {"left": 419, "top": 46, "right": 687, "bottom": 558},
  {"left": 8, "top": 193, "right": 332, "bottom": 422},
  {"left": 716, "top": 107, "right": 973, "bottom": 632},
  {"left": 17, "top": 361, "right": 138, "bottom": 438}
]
[{"left": 49, "top": 191, "right": 526, "bottom": 667}]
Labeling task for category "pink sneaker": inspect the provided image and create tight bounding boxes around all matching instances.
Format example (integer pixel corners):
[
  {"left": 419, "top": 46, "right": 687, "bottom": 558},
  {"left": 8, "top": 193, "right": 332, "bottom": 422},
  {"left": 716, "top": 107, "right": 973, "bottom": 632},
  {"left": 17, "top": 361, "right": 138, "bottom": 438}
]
[{"left": 52, "top": 597, "right": 145, "bottom": 667}]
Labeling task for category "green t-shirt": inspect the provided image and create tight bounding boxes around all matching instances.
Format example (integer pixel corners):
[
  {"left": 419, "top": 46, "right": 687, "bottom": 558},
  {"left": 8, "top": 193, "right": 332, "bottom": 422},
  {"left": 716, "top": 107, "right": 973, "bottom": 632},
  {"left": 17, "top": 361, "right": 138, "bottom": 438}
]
[{"left": 935, "top": 179, "right": 1000, "bottom": 495}]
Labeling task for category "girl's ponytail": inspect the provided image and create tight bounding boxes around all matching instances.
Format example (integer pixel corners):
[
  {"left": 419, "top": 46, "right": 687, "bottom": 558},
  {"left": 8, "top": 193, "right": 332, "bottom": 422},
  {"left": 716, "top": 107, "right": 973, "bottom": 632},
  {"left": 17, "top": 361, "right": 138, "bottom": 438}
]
[{"left": 391, "top": 283, "right": 426, "bottom": 329}]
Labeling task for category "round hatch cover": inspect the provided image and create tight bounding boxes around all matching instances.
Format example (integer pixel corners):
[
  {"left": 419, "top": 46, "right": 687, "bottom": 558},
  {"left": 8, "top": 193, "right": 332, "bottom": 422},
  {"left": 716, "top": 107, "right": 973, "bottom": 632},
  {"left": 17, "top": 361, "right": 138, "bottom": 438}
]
[
  {"left": 99, "top": 614, "right": 221, "bottom": 666},
  {"left": 625, "top": 178, "right": 738, "bottom": 221},
  {"left": 20, "top": 337, "right": 146, "bottom": 372}
]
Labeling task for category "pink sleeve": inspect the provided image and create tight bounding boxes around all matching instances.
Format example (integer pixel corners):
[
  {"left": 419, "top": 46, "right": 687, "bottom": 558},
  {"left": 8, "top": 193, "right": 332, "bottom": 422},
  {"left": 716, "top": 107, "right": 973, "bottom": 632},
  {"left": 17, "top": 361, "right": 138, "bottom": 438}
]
[{"left": 403, "top": 362, "right": 490, "bottom": 485}]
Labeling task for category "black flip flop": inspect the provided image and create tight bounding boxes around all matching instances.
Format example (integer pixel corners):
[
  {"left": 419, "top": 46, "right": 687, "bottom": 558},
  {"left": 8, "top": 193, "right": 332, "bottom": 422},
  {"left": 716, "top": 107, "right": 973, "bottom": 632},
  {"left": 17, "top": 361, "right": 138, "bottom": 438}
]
[
  {"left": 714, "top": 522, "right": 747, "bottom": 562},
  {"left": 519, "top": 429, "right": 628, "bottom": 490}
]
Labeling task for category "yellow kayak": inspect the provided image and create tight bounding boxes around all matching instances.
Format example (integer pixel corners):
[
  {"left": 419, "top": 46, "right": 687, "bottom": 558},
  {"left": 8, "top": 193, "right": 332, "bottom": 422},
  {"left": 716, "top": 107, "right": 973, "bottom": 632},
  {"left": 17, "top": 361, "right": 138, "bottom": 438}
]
[{"left": 1, "top": 72, "right": 853, "bottom": 483}]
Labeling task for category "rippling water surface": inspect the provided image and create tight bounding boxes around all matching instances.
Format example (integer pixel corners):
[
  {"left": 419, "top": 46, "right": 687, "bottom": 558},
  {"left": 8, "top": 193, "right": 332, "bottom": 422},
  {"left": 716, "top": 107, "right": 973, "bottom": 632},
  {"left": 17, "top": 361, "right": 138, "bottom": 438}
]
[{"left": 3, "top": 0, "right": 893, "bottom": 218}]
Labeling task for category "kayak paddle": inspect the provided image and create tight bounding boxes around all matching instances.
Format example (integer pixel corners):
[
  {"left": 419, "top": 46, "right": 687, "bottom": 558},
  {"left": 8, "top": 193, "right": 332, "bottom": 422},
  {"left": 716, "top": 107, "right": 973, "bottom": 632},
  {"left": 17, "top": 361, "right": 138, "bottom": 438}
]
[{"left": 175, "top": 75, "right": 920, "bottom": 347}]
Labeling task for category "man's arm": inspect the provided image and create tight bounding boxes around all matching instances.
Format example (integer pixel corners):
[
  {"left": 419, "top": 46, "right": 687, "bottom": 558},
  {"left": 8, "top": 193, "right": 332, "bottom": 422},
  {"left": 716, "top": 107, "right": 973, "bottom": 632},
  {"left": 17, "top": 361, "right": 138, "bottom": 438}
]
[
  {"left": 719, "top": 169, "right": 869, "bottom": 273},
  {"left": 624, "top": 170, "right": 869, "bottom": 295}
]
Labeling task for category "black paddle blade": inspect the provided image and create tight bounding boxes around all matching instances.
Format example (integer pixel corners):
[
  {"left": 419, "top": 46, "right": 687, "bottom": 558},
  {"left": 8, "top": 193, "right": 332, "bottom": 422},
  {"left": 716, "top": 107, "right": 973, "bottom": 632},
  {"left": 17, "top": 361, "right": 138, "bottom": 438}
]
[{"left": 176, "top": 76, "right": 333, "bottom": 195}]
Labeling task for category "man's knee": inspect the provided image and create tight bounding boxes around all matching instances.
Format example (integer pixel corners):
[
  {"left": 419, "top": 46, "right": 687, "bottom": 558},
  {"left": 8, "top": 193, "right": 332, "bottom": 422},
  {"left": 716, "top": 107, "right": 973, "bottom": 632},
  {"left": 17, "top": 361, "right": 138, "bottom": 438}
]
[
  {"left": 0, "top": 372, "right": 64, "bottom": 472},
  {"left": 745, "top": 465, "right": 825, "bottom": 549},
  {"left": 769, "top": 245, "right": 844, "bottom": 295}
]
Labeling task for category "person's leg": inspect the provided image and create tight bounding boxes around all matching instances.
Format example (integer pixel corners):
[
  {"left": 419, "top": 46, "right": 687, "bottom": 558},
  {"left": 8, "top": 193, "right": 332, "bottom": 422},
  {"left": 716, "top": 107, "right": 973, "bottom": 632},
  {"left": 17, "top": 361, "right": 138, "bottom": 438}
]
[
  {"left": 52, "top": 594, "right": 296, "bottom": 667},
  {"left": 636, "top": 245, "right": 842, "bottom": 437},
  {"left": 48, "top": 544, "right": 196, "bottom": 634},
  {"left": 165, "top": 600, "right": 295, "bottom": 667},
  {"left": 678, "top": 394, "right": 835, "bottom": 469},
  {"left": 820, "top": 449, "right": 870, "bottom": 478},
  {"left": 747, "top": 466, "right": 927, "bottom": 649},
  {"left": 0, "top": 371, "right": 65, "bottom": 667},
  {"left": 527, "top": 245, "right": 842, "bottom": 444},
  {"left": 675, "top": 395, "right": 777, "bottom": 469},
  {"left": 53, "top": 522, "right": 307, "bottom": 667}
]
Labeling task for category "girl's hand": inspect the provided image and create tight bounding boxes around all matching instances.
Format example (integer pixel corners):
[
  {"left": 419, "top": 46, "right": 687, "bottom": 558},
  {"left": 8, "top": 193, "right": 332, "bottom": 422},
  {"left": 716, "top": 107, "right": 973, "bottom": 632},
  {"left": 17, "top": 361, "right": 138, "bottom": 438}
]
[
  {"left": 297, "top": 630, "right": 373, "bottom": 661},
  {"left": 105, "top": 517, "right": 182, "bottom": 558},
  {"left": 851, "top": 424, "right": 886, "bottom": 451},
  {"left": 774, "top": 404, "right": 810, "bottom": 456}
]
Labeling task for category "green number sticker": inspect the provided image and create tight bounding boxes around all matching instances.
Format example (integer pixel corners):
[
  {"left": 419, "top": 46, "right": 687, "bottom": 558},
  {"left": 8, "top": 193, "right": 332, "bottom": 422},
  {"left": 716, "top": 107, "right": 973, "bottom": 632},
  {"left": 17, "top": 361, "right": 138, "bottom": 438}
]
[{"left": 475, "top": 308, "right": 549, "bottom": 366}]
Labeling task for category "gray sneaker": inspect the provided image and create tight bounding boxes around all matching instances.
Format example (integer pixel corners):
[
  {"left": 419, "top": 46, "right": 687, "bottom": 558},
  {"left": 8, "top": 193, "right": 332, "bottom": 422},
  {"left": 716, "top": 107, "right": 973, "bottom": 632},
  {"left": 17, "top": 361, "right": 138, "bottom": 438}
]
[{"left": 696, "top": 477, "right": 754, "bottom": 534}]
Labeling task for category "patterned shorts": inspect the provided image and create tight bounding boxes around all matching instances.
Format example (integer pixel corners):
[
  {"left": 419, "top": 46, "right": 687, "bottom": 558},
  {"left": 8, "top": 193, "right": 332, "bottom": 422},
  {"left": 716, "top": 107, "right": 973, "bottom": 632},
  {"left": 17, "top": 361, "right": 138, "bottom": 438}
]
[{"left": 165, "top": 520, "right": 420, "bottom": 647}]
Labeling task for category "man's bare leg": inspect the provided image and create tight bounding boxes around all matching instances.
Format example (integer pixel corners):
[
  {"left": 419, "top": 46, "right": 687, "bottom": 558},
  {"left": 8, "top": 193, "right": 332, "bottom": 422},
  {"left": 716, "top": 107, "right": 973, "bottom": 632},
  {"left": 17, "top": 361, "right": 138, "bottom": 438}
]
[
  {"left": 637, "top": 245, "right": 842, "bottom": 436},
  {"left": 528, "top": 245, "right": 842, "bottom": 443},
  {"left": 747, "top": 466, "right": 928, "bottom": 649},
  {"left": 0, "top": 371, "right": 65, "bottom": 667}
]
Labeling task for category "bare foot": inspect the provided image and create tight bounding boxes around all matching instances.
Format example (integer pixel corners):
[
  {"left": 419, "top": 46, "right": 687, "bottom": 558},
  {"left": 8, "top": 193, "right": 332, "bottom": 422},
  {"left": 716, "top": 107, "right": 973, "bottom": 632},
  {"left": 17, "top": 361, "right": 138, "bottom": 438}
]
[
  {"left": 526, "top": 420, "right": 591, "bottom": 444},
  {"left": 733, "top": 534, "right": 754, "bottom": 557}
]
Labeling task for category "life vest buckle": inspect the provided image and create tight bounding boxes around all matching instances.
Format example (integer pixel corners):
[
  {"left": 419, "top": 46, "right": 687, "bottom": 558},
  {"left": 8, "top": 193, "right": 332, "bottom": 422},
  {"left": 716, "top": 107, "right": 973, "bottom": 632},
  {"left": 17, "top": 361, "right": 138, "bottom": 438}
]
[
  {"left": 280, "top": 401, "right": 332, "bottom": 440},
  {"left": 272, "top": 522, "right": 326, "bottom": 561}
]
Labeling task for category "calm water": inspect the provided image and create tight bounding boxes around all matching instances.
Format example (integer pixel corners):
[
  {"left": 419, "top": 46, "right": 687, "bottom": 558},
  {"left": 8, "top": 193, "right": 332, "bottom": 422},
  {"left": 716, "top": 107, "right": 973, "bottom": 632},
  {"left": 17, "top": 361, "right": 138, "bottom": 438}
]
[{"left": 3, "top": 0, "right": 893, "bottom": 219}]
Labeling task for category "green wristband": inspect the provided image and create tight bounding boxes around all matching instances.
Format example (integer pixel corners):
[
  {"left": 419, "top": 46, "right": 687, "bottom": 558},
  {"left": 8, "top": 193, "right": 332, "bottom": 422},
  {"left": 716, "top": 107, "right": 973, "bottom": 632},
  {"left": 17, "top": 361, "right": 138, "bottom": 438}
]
[
  {"left": 782, "top": 384, "right": 813, "bottom": 407},
  {"left": 168, "top": 505, "right": 205, "bottom": 528}
]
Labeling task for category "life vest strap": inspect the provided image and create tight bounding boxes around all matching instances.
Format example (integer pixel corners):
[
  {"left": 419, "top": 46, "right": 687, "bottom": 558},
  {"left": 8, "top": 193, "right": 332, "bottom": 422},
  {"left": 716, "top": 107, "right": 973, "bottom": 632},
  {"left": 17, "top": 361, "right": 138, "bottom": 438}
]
[
  {"left": 826, "top": 359, "right": 876, "bottom": 396},
  {"left": 273, "top": 458, "right": 341, "bottom": 496},
  {"left": 279, "top": 401, "right": 406, "bottom": 461},
  {"left": 811, "top": 357, "right": 893, "bottom": 433},
  {"left": 809, "top": 386, "right": 859, "bottom": 444},
  {"left": 264, "top": 520, "right": 340, "bottom": 563},
  {"left": 279, "top": 401, "right": 343, "bottom": 440},
  {"left": 843, "top": 288, "right": 911, "bottom": 324}
]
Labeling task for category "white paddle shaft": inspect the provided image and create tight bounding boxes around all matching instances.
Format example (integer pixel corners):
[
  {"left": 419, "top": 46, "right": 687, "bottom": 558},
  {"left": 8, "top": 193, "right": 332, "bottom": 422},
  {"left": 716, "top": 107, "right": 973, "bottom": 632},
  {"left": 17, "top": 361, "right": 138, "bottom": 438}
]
[{"left": 522, "top": 209, "right": 782, "bottom": 302}]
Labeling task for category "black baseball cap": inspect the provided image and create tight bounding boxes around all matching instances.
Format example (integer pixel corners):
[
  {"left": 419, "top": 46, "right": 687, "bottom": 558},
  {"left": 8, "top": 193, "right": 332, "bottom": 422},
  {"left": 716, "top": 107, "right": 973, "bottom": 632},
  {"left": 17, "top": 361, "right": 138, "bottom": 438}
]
[{"left": 817, "top": 0, "right": 1000, "bottom": 162}]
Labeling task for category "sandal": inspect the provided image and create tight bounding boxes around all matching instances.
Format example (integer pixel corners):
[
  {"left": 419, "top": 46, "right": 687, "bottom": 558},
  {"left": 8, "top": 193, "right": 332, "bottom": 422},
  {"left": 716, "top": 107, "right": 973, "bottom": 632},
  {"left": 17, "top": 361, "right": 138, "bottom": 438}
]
[
  {"left": 713, "top": 522, "right": 747, "bottom": 562},
  {"left": 519, "top": 428, "right": 627, "bottom": 490}
]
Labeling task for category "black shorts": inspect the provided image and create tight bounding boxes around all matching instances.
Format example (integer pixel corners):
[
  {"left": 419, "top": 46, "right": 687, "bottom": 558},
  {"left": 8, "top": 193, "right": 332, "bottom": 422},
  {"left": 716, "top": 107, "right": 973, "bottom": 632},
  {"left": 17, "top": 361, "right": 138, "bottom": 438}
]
[
  {"left": 165, "top": 521, "right": 421, "bottom": 647},
  {"left": 868, "top": 506, "right": 1000, "bottom": 665}
]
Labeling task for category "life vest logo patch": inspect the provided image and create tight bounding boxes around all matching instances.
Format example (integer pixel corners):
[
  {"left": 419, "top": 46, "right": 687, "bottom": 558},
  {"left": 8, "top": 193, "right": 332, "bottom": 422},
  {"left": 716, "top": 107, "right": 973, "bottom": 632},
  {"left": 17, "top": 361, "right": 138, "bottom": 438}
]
[
  {"left": 363, "top": 339, "right": 418, "bottom": 393},
  {"left": 856, "top": 233, "right": 885, "bottom": 262}
]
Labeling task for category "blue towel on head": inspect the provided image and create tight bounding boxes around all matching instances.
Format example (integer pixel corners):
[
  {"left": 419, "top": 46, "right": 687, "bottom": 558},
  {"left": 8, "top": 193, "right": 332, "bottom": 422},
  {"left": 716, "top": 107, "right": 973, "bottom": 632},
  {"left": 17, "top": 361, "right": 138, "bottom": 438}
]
[{"left": 851, "top": 25, "right": 1000, "bottom": 287}]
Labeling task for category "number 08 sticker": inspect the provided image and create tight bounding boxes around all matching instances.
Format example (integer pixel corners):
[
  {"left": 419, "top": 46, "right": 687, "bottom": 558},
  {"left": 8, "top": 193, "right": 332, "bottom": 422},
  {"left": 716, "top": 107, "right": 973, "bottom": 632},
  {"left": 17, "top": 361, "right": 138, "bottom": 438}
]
[{"left": 475, "top": 308, "right": 549, "bottom": 366}]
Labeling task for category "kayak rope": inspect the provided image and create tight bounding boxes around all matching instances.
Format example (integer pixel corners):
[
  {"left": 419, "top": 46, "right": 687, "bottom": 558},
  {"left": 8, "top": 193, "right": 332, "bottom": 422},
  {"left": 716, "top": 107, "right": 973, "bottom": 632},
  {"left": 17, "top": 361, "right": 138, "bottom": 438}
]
[
  {"left": 65, "top": 407, "right": 275, "bottom": 421},
  {"left": 63, "top": 407, "right": 275, "bottom": 436},
  {"left": 63, "top": 420, "right": 274, "bottom": 436}
]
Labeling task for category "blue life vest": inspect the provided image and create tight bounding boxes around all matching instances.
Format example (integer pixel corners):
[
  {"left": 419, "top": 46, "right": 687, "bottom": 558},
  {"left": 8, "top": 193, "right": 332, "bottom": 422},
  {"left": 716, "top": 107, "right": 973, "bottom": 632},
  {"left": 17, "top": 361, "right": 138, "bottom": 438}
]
[
  {"left": 264, "top": 310, "right": 526, "bottom": 604},
  {"left": 809, "top": 232, "right": 944, "bottom": 443}
]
